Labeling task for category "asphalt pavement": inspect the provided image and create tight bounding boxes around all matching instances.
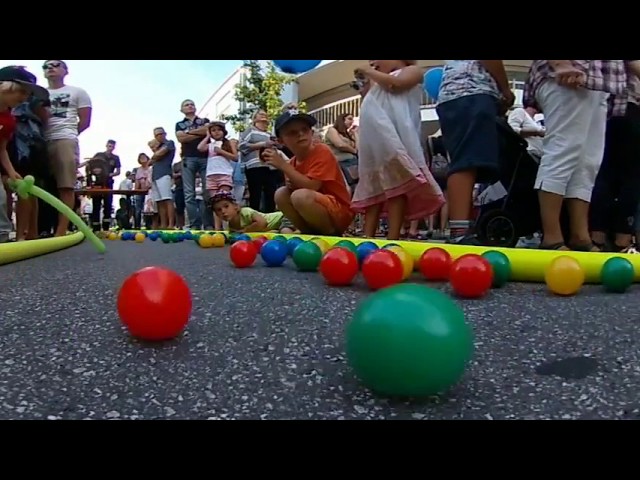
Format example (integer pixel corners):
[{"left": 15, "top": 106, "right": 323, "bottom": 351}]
[{"left": 1, "top": 239, "right": 639, "bottom": 420}]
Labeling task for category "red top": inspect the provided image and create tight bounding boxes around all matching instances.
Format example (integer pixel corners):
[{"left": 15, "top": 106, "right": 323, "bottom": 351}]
[{"left": 0, "top": 109, "right": 16, "bottom": 142}]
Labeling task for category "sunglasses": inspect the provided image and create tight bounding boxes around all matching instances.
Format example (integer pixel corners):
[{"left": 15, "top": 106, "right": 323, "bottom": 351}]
[{"left": 42, "top": 62, "right": 62, "bottom": 70}]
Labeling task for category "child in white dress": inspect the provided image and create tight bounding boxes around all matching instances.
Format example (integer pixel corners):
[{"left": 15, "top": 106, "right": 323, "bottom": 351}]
[{"left": 351, "top": 60, "right": 445, "bottom": 240}]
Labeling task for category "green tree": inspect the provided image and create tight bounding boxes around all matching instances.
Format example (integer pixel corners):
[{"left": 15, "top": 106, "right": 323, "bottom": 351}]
[{"left": 221, "top": 60, "right": 307, "bottom": 134}]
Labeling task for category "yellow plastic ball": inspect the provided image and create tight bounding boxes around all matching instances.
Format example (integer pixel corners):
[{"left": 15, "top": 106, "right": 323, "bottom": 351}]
[
  {"left": 211, "top": 233, "right": 225, "bottom": 248},
  {"left": 544, "top": 255, "right": 585, "bottom": 296},
  {"left": 387, "top": 246, "right": 414, "bottom": 281},
  {"left": 311, "top": 238, "right": 330, "bottom": 255},
  {"left": 199, "top": 235, "right": 214, "bottom": 248},
  {"left": 134, "top": 233, "right": 146, "bottom": 243}
]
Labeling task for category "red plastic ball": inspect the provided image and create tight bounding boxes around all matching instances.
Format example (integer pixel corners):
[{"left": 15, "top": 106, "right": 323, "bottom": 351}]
[
  {"left": 361, "top": 249, "right": 404, "bottom": 290},
  {"left": 117, "top": 267, "right": 192, "bottom": 341},
  {"left": 252, "top": 236, "right": 269, "bottom": 253},
  {"left": 449, "top": 254, "right": 493, "bottom": 299},
  {"left": 419, "top": 247, "right": 452, "bottom": 281},
  {"left": 230, "top": 240, "right": 258, "bottom": 268},
  {"left": 319, "top": 247, "right": 359, "bottom": 286}
]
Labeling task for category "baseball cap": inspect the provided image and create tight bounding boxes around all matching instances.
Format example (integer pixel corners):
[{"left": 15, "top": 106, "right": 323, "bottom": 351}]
[
  {"left": 274, "top": 109, "right": 317, "bottom": 137},
  {"left": 0, "top": 66, "right": 49, "bottom": 100}
]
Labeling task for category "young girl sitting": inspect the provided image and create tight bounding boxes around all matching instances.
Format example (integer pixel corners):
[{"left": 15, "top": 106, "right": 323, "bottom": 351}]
[
  {"left": 350, "top": 60, "right": 445, "bottom": 240},
  {"left": 197, "top": 121, "right": 238, "bottom": 230},
  {"left": 210, "top": 191, "right": 291, "bottom": 233}
]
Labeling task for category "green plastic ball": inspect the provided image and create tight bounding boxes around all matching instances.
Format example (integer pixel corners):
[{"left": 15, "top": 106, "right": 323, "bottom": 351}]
[
  {"left": 292, "top": 241, "right": 323, "bottom": 272},
  {"left": 346, "top": 284, "right": 474, "bottom": 398},
  {"left": 334, "top": 239, "right": 357, "bottom": 254},
  {"left": 481, "top": 250, "right": 511, "bottom": 288},
  {"left": 161, "top": 234, "right": 171, "bottom": 244},
  {"left": 601, "top": 257, "right": 635, "bottom": 293},
  {"left": 272, "top": 235, "right": 288, "bottom": 243}
]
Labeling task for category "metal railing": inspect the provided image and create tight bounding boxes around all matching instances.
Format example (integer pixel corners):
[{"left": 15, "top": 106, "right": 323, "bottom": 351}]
[{"left": 309, "top": 80, "right": 527, "bottom": 129}]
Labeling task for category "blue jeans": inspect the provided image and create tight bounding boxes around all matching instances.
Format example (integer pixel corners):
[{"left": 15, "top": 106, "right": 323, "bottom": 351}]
[
  {"left": 183, "top": 157, "right": 213, "bottom": 229},
  {"left": 134, "top": 194, "right": 146, "bottom": 229},
  {"left": 0, "top": 182, "right": 11, "bottom": 238}
]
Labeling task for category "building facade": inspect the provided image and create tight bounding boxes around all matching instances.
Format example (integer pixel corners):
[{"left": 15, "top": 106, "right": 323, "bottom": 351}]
[{"left": 198, "top": 66, "right": 248, "bottom": 139}]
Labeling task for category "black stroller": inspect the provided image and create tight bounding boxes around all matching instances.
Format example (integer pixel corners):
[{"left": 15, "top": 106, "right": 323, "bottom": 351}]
[{"left": 474, "top": 117, "right": 542, "bottom": 248}]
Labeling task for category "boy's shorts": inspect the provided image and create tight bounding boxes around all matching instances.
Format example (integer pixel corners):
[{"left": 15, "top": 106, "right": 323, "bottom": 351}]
[
  {"left": 436, "top": 93, "right": 500, "bottom": 184},
  {"left": 313, "top": 192, "right": 354, "bottom": 234},
  {"left": 206, "top": 174, "right": 233, "bottom": 192}
]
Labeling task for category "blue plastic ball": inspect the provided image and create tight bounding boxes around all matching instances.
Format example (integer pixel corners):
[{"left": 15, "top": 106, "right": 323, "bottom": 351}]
[
  {"left": 261, "top": 240, "right": 289, "bottom": 267},
  {"left": 356, "top": 241, "right": 379, "bottom": 264},
  {"left": 287, "top": 237, "right": 304, "bottom": 256},
  {"left": 236, "top": 233, "right": 252, "bottom": 242},
  {"left": 273, "top": 60, "right": 322, "bottom": 75},
  {"left": 148, "top": 233, "right": 158, "bottom": 241}
]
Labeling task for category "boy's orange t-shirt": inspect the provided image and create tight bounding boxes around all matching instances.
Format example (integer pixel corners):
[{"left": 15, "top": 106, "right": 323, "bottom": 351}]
[
  {"left": 289, "top": 143, "right": 352, "bottom": 209},
  {"left": 289, "top": 143, "right": 354, "bottom": 232}
]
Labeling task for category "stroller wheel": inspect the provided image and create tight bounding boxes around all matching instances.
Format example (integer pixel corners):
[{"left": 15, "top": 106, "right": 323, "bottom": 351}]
[{"left": 476, "top": 209, "right": 518, "bottom": 248}]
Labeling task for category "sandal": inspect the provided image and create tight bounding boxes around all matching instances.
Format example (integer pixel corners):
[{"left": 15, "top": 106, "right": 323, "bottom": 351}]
[
  {"left": 569, "top": 242, "right": 601, "bottom": 252},
  {"left": 539, "top": 242, "right": 569, "bottom": 251}
]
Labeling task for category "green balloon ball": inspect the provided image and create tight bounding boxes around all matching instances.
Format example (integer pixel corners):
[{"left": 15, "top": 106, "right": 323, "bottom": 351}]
[
  {"left": 272, "top": 235, "right": 288, "bottom": 243},
  {"left": 161, "top": 234, "right": 171, "bottom": 244},
  {"left": 346, "top": 284, "right": 474, "bottom": 398},
  {"left": 334, "top": 239, "right": 357, "bottom": 254},
  {"left": 481, "top": 250, "right": 511, "bottom": 288},
  {"left": 292, "top": 241, "right": 323, "bottom": 272},
  {"left": 601, "top": 257, "right": 635, "bottom": 293}
]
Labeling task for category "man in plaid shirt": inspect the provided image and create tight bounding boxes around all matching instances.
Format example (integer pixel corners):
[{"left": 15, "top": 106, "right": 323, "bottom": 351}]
[{"left": 523, "top": 60, "right": 627, "bottom": 252}]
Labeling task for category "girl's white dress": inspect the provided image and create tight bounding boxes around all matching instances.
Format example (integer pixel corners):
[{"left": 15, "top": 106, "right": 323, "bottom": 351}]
[{"left": 352, "top": 68, "right": 445, "bottom": 219}]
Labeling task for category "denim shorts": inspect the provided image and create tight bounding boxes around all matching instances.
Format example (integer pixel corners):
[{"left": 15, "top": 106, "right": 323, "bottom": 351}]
[
  {"left": 338, "top": 156, "right": 359, "bottom": 187},
  {"left": 437, "top": 93, "right": 500, "bottom": 184}
]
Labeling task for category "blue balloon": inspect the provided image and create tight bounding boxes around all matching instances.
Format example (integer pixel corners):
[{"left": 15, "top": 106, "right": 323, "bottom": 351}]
[
  {"left": 273, "top": 60, "right": 322, "bottom": 75},
  {"left": 424, "top": 67, "right": 444, "bottom": 100},
  {"left": 261, "top": 240, "right": 289, "bottom": 267}
]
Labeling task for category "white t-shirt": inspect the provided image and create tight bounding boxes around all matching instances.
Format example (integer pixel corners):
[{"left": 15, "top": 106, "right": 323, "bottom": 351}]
[
  {"left": 119, "top": 179, "right": 133, "bottom": 190},
  {"left": 206, "top": 141, "right": 234, "bottom": 177},
  {"left": 507, "top": 108, "right": 545, "bottom": 158},
  {"left": 46, "top": 85, "right": 92, "bottom": 141}
]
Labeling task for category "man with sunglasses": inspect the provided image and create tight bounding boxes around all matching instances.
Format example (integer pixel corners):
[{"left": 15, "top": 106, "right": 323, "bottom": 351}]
[{"left": 42, "top": 60, "right": 92, "bottom": 237}]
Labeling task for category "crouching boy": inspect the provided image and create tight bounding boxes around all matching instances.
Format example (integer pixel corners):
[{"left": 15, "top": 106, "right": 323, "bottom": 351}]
[{"left": 262, "top": 110, "right": 354, "bottom": 236}]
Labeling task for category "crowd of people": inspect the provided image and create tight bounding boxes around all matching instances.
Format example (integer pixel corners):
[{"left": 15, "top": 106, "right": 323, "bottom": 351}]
[{"left": 1, "top": 60, "right": 639, "bottom": 254}]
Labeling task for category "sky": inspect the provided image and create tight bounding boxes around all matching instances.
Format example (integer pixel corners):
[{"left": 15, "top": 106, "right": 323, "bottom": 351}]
[{"left": 1, "top": 60, "right": 242, "bottom": 182}]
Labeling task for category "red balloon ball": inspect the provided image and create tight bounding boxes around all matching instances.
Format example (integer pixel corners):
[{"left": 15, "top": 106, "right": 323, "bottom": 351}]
[
  {"left": 319, "top": 247, "right": 359, "bottom": 286},
  {"left": 419, "top": 247, "right": 452, "bottom": 281},
  {"left": 117, "top": 267, "right": 192, "bottom": 341},
  {"left": 449, "top": 254, "right": 493, "bottom": 299},
  {"left": 361, "top": 249, "right": 404, "bottom": 290},
  {"left": 230, "top": 240, "right": 258, "bottom": 268},
  {"left": 252, "top": 236, "right": 269, "bottom": 253}
]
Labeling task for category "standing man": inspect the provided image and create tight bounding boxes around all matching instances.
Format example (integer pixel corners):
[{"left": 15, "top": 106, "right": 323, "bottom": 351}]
[
  {"left": 150, "top": 127, "right": 176, "bottom": 229},
  {"left": 43, "top": 60, "right": 92, "bottom": 237},
  {"left": 172, "top": 159, "right": 185, "bottom": 229},
  {"left": 89, "top": 139, "right": 121, "bottom": 232},
  {"left": 175, "top": 99, "right": 213, "bottom": 230}
]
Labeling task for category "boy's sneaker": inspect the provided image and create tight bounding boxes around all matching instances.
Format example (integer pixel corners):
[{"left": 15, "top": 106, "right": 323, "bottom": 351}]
[{"left": 0, "top": 232, "right": 9, "bottom": 244}]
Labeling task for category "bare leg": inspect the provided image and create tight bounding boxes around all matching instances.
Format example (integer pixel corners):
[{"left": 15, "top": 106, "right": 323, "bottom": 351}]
[
  {"left": 290, "top": 189, "right": 337, "bottom": 235},
  {"left": 166, "top": 201, "right": 175, "bottom": 229},
  {"left": 566, "top": 198, "right": 598, "bottom": 251},
  {"left": 275, "top": 187, "right": 312, "bottom": 232},
  {"left": 386, "top": 195, "right": 407, "bottom": 240},
  {"left": 363, "top": 204, "right": 383, "bottom": 238},
  {"left": 538, "top": 190, "right": 568, "bottom": 249},
  {"left": 55, "top": 188, "right": 75, "bottom": 237}
]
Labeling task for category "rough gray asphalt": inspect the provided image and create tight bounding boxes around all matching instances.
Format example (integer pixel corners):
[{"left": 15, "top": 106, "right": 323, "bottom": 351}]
[{"left": 1, "top": 239, "right": 640, "bottom": 420}]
